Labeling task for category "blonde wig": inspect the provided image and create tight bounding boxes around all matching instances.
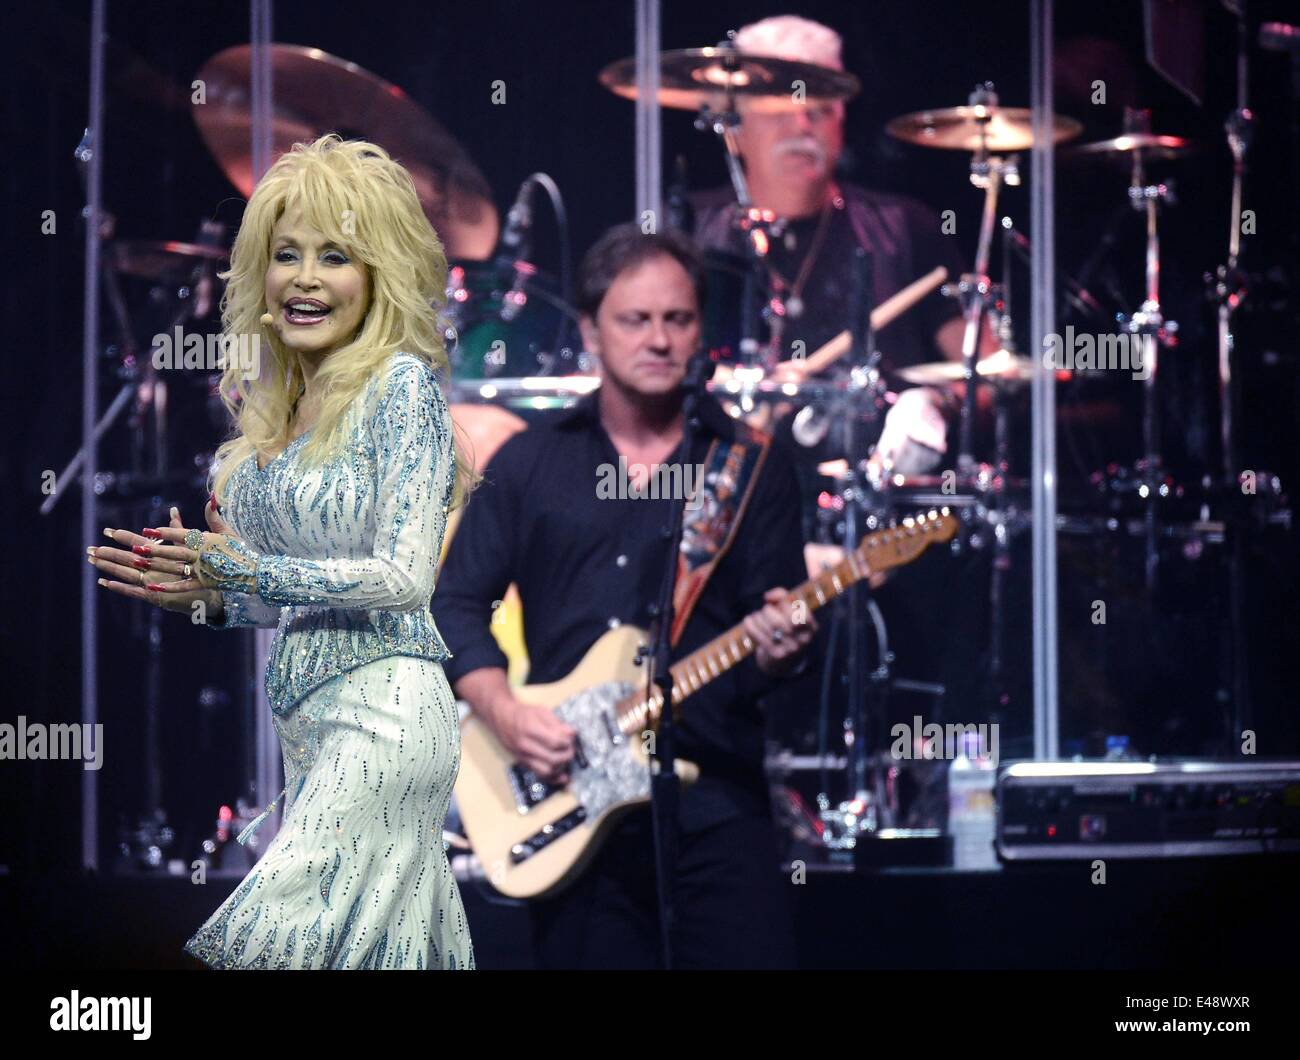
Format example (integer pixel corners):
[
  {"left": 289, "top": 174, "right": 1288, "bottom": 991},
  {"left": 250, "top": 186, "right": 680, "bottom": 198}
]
[{"left": 209, "top": 133, "right": 476, "bottom": 507}]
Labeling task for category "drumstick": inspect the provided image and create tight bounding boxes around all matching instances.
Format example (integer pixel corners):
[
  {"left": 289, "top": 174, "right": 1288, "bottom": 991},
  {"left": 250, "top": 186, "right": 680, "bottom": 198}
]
[{"left": 786, "top": 265, "right": 948, "bottom": 377}]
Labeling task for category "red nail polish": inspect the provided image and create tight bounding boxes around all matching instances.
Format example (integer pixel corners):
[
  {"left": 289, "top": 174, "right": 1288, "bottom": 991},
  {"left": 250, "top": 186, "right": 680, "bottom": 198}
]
[
  {"left": 132, "top": 558, "right": 150, "bottom": 571},
  {"left": 208, "top": 492, "right": 217, "bottom": 510},
  {"left": 132, "top": 544, "right": 153, "bottom": 557},
  {"left": 141, "top": 528, "right": 163, "bottom": 540},
  {"left": 146, "top": 583, "right": 166, "bottom": 592}
]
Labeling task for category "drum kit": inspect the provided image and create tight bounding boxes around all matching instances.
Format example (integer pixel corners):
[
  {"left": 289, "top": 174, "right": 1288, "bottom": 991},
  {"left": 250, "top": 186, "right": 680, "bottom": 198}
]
[{"left": 71, "top": 35, "right": 1288, "bottom": 870}]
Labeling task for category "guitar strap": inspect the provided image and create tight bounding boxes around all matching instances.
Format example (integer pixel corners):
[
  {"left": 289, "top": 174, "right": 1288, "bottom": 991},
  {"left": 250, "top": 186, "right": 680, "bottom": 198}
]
[{"left": 669, "top": 423, "right": 771, "bottom": 646}]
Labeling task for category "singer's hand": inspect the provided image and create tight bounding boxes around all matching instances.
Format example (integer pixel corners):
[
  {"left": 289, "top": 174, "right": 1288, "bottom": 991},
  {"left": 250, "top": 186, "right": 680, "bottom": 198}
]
[{"left": 89, "top": 506, "right": 224, "bottom": 617}]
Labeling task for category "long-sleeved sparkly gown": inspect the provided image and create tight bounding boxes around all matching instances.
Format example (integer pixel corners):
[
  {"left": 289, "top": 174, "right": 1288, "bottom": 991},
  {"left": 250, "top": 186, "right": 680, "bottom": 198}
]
[{"left": 183, "top": 352, "right": 474, "bottom": 969}]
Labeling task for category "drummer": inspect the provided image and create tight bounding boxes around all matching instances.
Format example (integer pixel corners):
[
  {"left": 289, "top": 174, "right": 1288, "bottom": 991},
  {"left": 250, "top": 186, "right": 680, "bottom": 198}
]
[{"left": 691, "top": 14, "right": 993, "bottom": 477}]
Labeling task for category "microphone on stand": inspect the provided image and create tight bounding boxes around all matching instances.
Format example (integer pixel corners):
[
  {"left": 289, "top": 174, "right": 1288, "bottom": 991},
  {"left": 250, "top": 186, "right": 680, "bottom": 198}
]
[
  {"left": 496, "top": 178, "right": 535, "bottom": 279},
  {"left": 494, "top": 176, "right": 537, "bottom": 323},
  {"left": 681, "top": 348, "right": 716, "bottom": 394}
]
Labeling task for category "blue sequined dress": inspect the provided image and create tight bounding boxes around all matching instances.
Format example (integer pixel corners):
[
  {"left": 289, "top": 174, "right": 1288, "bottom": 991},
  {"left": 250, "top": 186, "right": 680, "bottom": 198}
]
[{"left": 183, "top": 352, "right": 474, "bottom": 970}]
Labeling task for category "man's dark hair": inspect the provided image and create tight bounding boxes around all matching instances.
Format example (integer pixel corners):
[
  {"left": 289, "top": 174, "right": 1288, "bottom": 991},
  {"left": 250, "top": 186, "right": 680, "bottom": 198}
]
[{"left": 575, "top": 223, "right": 705, "bottom": 318}]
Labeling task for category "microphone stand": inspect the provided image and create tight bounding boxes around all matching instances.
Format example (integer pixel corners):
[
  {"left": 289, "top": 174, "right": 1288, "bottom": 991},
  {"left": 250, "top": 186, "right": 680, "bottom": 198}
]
[{"left": 645, "top": 351, "right": 715, "bottom": 969}]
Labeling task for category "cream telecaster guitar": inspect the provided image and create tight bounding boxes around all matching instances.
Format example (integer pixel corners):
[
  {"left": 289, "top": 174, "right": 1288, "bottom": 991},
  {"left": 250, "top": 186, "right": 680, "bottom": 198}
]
[{"left": 455, "top": 508, "right": 958, "bottom": 898}]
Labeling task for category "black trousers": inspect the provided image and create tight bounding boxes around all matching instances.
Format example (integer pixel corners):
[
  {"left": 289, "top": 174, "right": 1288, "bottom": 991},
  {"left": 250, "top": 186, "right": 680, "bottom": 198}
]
[{"left": 529, "top": 808, "right": 798, "bottom": 969}]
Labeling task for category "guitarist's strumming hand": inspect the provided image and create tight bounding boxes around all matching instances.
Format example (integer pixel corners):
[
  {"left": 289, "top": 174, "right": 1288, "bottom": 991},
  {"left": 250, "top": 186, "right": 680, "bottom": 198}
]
[
  {"left": 499, "top": 700, "right": 577, "bottom": 785},
  {"left": 743, "top": 587, "right": 818, "bottom": 677}
]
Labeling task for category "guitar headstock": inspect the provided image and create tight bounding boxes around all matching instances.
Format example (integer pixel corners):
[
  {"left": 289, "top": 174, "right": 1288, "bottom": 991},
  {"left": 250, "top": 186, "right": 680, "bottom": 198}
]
[{"left": 854, "top": 508, "right": 959, "bottom": 575}]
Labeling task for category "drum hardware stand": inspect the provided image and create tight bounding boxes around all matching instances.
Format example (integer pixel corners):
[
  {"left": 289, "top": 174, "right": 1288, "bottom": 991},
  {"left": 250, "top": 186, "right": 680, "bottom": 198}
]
[
  {"left": 815, "top": 588, "right": 891, "bottom": 848},
  {"left": 949, "top": 83, "right": 1020, "bottom": 495},
  {"left": 693, "top": 37, "right": 785, "bottom": 372},
  {"left": 814, "top": 249, "right": 897, "bottom": 851},
  {"left": 46, "top": 212, "right": 223, "bottom": 872},
  {"left": 1114, "top": 112, "right": 1180, "bottom": 593},
  {"left": 985, "top": 290, "right": 1019, "bottom": 722},
  {"left": 1207, "top": 3, "right": 1256, "bottom": 743}
]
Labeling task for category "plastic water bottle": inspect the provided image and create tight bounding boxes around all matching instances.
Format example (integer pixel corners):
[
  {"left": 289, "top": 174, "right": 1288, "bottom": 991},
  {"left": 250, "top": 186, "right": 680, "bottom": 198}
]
[{"left": 948, "top": 733, "right": 998, "bottom": 870}]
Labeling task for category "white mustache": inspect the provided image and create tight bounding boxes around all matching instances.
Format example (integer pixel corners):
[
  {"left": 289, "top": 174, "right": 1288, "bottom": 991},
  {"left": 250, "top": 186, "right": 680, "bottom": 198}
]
[{"left": 773, "top": 138, "right": 827, "bottom": 166}]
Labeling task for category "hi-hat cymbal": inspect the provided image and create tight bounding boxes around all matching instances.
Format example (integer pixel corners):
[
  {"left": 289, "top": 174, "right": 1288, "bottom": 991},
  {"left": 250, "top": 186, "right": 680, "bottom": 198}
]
[
  {"left": 599, "top": 47, "right": 860, "bottom": 112},
  {"left": 894, "top": 349, "right": 1050, "bottom": 386},
  {"left": 886, "top": 106, "right": 1082, "bottom": 152},
  {"left": 193, "top": 44, "right": 499, "bottom": 258},
  {"left": 1064, "top": 133, "right": 1192, "bottom": 162}
]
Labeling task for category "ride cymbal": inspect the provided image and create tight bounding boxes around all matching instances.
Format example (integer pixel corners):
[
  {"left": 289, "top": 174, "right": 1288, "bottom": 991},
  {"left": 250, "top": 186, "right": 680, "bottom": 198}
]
[{"left": 886, "top": 106, "right": 1082, "bottom": 152}]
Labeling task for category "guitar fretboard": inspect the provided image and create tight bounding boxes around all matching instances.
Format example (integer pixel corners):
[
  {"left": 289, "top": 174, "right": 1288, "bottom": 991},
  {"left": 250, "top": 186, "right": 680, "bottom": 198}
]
[{"left": 614, "top": 509, "right": 955, "bottom": 735}]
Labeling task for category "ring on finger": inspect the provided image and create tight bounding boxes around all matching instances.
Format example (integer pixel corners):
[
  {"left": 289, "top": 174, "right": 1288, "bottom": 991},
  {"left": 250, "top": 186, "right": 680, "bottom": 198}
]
[
  {"left": 138, "top": 570, "right": 146, "bottom": 587},
  {"left": 184, "top": 529, "right": 204, "bottom": 551},
  {"left": 183, "top": 563, "right": 192, "bottom": 577},
  {"left": 772, "top": 629, "right": 785, "bottom": 644}
]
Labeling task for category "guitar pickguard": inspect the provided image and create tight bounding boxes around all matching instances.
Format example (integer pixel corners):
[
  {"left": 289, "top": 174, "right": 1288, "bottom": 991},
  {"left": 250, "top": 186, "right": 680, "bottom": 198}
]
[{"left": 550, "top": 680, "right": 647, "bottom": 819}]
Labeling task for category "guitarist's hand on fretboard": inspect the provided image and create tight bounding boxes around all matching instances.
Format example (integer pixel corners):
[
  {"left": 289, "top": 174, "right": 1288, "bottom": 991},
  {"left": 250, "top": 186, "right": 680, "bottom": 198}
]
[{"left": 743, "top": 587, "right": 818, "bottom": 677}]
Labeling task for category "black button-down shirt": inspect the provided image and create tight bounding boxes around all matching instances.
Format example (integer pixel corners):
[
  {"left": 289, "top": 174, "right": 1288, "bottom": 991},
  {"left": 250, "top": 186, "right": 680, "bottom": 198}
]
[{"left": 432, "top": 391, "right": 807, "bottom": 832}]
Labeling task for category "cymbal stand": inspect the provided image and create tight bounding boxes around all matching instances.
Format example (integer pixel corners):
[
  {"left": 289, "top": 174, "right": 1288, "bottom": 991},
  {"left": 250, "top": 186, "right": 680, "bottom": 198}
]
[
  {"left": 71, "top": 247, "right": 215, "bottom": 871},
  {"left": 816, "top": 251, "right": 890, "bottom": 850},
  {"left": 1117, "top": 142, "right": 1178, "bottom": 592},
  {"left": 694, "top": 38, "right": 785, "bottom": 372},
  {"left": 951, "top": 84, "right": 1019, "bottom": 486},
  {"left": 1209, "top": 2, "right": 1256, "bottom": 743}
]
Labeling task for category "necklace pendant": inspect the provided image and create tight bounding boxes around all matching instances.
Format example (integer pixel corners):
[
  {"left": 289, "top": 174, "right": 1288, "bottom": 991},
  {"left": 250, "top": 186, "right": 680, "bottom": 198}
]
[{"left": 785, "top": 294, "right": 804, "bottom": 319}]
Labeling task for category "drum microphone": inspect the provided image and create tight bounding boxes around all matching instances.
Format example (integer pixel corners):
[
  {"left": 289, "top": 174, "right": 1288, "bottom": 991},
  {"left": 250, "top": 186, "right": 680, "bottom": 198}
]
[
  {"left": 491, "top": 176, "right": 542, "bottom": 324},
  {"left": 495, "top": 176, "right": 537, "bottom": 287}
]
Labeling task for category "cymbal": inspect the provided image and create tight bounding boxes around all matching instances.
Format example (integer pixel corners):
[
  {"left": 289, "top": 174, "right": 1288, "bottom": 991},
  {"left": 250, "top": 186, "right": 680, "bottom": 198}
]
[
  {"left": 109, "top": 240, "right": 228, "bottom": 281},
  {"left": 894, "top": 349, "right": 1049, "bottom": 386},
  {"left": 886, "top": 106, "right": 1082, "bottom": 152},
  {"left": 192, "top": 44, "right": 499, "bottom": 259},
  {"left": 1064, "top": 133, "right": 1192, "bottom": 162},
  {"left": 598, "top": 47, "right": 860, "bottom": 112}
]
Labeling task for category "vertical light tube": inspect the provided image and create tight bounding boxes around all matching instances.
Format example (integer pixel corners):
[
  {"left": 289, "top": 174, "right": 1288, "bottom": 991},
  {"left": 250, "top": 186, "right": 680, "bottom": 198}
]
[
  {"left": 1029, "top": 0, "right": 1060, "bottom": 759},
  {"left": 634, "top": 0, "right": 662, "bottom": 223},
  {"left": 81, "top": 0, "right": 108, "bottom": 871},
  {"left": 249, "top": 0, "right": 281, "bottom": 832}
]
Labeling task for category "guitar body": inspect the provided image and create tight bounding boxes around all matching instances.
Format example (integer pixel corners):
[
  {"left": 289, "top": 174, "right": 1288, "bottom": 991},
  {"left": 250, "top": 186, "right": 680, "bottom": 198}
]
[{"left": 456, "top": 624, "right": 698, "bottom": 900}]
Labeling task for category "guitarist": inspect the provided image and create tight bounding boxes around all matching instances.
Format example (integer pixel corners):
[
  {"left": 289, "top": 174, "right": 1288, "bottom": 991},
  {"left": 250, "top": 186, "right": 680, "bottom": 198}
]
[{"left": 432, "top": 223, "right": 816, "bottom": 969}]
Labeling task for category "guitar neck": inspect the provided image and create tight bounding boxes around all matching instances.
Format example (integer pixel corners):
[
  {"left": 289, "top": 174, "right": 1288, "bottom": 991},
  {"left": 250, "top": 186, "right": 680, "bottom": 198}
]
[{"left": 615, "top": 509, "right": 955, "bottom": 736}]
